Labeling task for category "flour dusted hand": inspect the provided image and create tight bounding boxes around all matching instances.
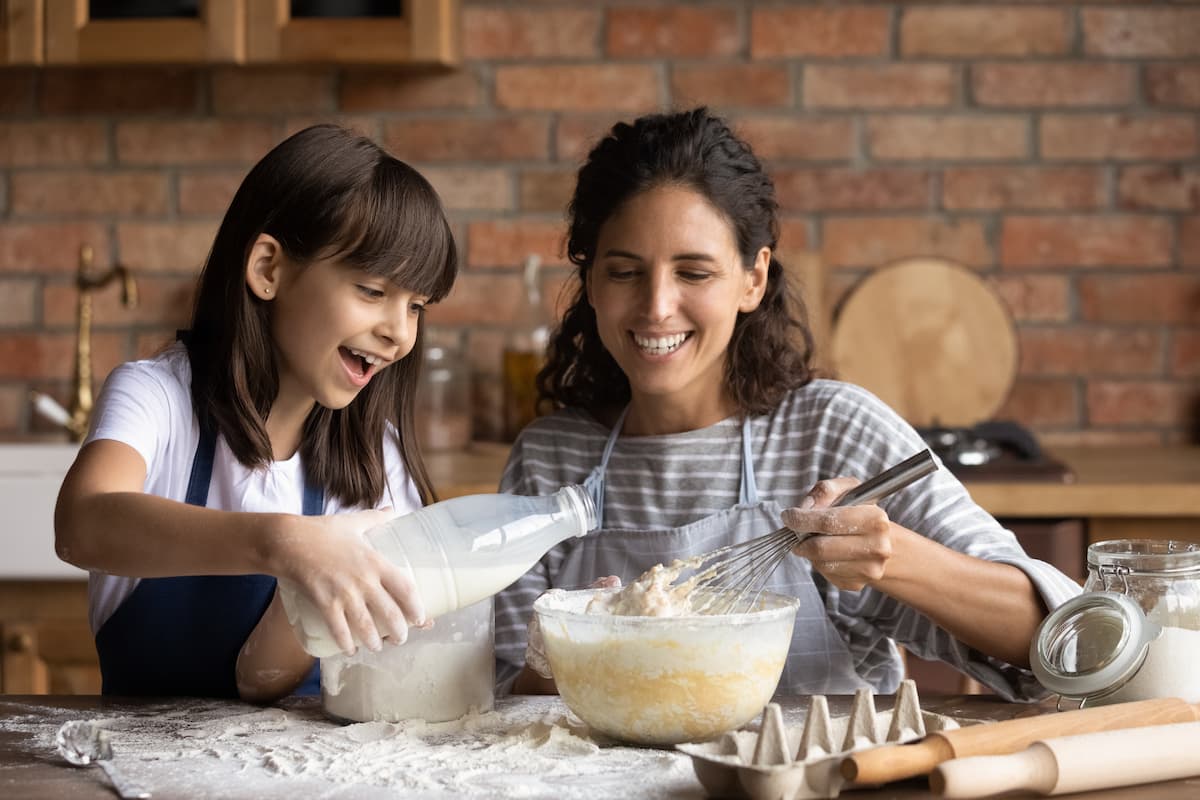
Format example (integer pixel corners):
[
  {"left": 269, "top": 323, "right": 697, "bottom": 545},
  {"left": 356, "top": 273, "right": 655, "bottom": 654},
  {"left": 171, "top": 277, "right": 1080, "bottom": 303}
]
[
  {"left": 526, "top": 575, "right": 621, "bottom": 679},
  {"left": 273, "top": 508, "right": 426, "bottom": 655},
  {"left": 784, "top": 476, "right": 894, "bottom": 592}
]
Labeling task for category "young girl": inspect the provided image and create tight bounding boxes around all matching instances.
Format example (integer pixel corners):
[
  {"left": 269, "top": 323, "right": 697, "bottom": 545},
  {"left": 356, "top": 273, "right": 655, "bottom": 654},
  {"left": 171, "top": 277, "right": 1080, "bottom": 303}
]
[
  {"left": 54, "top": 124, "right": 457, "bottom": 702},
  {"left": 496, "top": 108, "right": 1081, "bottom": 700}
]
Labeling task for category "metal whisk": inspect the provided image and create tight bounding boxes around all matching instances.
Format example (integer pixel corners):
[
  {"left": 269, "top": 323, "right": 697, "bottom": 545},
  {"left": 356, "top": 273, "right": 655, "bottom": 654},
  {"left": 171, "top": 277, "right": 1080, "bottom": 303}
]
[{"left": 682, "top": 450, "right": 939, "bottom": 615}]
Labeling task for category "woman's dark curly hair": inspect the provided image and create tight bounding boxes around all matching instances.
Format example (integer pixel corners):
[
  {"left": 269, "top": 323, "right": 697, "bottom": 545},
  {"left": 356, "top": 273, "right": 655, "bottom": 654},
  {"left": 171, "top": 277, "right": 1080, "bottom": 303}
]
[{"left": 538, "top": 107, "right": 816, "bottom": 418}]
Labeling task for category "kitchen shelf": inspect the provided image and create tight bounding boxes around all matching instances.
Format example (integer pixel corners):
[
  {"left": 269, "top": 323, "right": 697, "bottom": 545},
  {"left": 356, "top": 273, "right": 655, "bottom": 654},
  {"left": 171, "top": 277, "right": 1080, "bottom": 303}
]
[{"left": 23, "top": 0, "right": 459, "bottom": 66}]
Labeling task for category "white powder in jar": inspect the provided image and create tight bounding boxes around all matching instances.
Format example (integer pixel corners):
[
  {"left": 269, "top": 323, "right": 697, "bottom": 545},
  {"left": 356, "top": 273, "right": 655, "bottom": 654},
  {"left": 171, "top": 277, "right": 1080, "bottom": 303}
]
[
  {"left": 322, "top": 599, "right": 494, "bottom": 723},
  {"left": 1104, "top": 625, "right": 1200, "bottom": 704}
]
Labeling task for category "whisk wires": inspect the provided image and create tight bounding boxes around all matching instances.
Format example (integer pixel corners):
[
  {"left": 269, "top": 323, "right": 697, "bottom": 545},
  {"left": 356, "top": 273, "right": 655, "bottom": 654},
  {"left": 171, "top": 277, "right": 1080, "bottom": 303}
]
[{"left": 680, "top": 450, "right": 939, "bottom": 616}]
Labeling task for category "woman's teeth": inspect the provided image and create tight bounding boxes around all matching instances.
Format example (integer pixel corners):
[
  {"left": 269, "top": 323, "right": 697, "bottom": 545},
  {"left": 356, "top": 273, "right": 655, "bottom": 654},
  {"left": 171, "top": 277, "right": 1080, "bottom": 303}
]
[{"left": 633, "top": 333, "right": 688, "bottom": 355}]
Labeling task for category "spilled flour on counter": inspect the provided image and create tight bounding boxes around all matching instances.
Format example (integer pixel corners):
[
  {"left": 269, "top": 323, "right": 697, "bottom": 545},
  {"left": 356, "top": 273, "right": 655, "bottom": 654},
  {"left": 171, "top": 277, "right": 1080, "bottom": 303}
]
[{"left": 0, "top": 696, "right": 699, "bottom": 799}]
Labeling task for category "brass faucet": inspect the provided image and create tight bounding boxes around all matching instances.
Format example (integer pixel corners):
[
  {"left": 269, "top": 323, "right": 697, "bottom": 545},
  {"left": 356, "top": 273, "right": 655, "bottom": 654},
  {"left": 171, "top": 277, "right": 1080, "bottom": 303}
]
[{"left": 60, "top": 245, "right": 138, "bottom": 440}]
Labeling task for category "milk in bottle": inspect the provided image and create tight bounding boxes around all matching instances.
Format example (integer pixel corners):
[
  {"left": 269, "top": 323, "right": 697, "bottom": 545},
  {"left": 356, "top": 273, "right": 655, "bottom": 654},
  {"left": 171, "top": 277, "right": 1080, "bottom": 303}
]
[{"left": 279, "top": 484, "right": 597, "bottom": 658}]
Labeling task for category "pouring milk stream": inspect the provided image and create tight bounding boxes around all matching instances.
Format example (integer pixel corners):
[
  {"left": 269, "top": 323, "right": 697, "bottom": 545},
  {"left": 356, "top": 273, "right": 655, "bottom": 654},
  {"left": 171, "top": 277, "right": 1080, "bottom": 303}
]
[{"left": 279, "top": 484, "right": 598, "bottom": 658}]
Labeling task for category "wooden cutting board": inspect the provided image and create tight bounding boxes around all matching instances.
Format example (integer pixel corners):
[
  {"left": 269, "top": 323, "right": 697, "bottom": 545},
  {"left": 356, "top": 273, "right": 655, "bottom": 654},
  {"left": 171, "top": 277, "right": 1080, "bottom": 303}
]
[{"left": 829, "top": 257, "right": 1017, "bottom": 428}]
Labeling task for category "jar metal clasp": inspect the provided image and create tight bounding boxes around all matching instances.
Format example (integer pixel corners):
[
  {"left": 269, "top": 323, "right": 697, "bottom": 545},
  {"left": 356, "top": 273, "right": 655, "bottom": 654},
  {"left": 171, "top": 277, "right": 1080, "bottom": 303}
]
[{"left": 1098, "top": 563, "right": 1131, "bottom": 595}]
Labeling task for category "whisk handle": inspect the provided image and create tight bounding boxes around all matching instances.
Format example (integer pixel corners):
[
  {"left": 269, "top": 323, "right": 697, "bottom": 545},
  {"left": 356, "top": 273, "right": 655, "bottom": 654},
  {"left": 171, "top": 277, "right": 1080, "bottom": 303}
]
[
  {"left": 789, "top": 450, "right": 938, "bottom": 547},
  {"left": 833, "top": 450, "right": 938, "bottom": 508}
]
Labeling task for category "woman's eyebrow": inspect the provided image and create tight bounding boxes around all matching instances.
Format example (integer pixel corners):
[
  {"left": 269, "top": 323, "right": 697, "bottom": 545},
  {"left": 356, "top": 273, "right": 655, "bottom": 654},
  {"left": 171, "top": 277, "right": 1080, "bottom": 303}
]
[
  {"left": 601, "top": 248, "right": 642, "bottom": 260},
  {"left": 672, "top": 252, "right": 717, "bottom": 263},
  {"left": 600, "top": 249, "right": 718, "bottom": 263}
]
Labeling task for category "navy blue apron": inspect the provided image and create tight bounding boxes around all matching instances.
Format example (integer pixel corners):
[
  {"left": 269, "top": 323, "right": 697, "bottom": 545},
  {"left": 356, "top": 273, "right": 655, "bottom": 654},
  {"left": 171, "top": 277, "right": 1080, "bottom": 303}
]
[{"left": 95, "top": 419, "right": 323, "bottom": 697}]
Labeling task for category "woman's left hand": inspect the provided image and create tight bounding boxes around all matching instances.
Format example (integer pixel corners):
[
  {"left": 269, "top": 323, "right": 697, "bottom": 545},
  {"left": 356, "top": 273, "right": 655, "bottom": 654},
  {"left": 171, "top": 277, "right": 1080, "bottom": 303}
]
[{"left": 782, "top": 477, "right": 894, "bottom": 591}]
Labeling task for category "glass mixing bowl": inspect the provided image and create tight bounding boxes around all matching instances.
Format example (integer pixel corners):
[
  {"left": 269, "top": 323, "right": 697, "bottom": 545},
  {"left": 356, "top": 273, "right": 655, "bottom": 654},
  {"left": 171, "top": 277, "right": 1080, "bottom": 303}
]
[{"left": 534, "top": 587, "right": 800, "bottom": 746}]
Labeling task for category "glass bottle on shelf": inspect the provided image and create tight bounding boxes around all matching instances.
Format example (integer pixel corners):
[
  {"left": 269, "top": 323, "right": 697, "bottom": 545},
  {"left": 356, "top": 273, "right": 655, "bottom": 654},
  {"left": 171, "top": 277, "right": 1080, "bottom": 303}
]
[
  {"left": 416, "top": 330, "right": 472, "bottom": 452},
  {"left": 502, "top": 254, "right": 550, "bottom": 441}
]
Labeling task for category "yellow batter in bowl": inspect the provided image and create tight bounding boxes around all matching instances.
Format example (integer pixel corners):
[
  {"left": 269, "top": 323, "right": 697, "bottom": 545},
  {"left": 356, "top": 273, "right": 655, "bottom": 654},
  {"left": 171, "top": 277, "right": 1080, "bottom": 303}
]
[{"left": 534, "top": 588, "right": 800, "bottom": 746}]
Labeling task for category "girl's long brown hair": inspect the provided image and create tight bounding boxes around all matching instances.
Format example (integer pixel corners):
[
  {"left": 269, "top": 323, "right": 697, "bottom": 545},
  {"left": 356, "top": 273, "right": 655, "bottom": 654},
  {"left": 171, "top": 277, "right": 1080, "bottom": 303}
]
[
  {"left": 188, "top": 124, "right": 457, "bottom": 507},
  {"left": 540, "top": 107, "right": 815, "bottom": 418}
]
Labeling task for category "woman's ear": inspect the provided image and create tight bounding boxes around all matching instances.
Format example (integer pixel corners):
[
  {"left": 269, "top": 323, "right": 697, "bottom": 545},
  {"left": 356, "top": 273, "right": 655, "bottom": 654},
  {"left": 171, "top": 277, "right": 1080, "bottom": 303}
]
[
  {"left": 245, "top": 234, "right": 283, "bottom": 301},
  {"left": 739, "top": 246, "right": 771, "bottom": 312}
]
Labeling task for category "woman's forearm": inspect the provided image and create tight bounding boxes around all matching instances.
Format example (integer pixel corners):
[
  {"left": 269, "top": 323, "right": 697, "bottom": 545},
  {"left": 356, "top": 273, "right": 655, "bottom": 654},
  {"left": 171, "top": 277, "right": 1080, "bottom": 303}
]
[{"left": 872, "top": 525, "right": 1046, "bottom": 667}]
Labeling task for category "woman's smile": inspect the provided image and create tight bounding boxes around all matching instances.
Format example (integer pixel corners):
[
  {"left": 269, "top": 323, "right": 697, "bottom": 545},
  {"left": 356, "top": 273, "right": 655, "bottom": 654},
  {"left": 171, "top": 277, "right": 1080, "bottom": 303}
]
[{"left": 631, "top": 331, "right": 692, "bottom": 357}]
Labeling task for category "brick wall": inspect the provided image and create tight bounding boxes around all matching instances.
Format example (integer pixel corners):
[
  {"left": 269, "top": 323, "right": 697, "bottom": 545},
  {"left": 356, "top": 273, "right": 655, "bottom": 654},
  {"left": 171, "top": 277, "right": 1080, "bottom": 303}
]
[{"left": 1, "top": 2, "right": 1198, "bottom": 445}]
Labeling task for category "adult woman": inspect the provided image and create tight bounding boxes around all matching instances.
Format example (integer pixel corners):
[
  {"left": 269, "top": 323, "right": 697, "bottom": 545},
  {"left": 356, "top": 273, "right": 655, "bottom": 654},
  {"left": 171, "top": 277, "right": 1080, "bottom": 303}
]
[{"left": 495, "top": 108, "right": 1079, "bottom": 700}]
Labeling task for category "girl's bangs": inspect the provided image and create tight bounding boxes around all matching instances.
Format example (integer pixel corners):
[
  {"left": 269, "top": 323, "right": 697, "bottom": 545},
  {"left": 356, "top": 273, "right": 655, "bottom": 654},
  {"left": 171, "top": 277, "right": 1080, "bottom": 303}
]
[{"left": 327, "top": 162, "right": 456, "bottom": 301}]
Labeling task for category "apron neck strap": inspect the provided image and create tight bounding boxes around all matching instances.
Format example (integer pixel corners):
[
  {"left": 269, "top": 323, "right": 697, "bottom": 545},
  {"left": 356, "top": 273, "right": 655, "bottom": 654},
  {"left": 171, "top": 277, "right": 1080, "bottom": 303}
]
[
  {"left": 739, "top": 415, "right": 758, "bottom": 506},
  {"left": 590, "top": 407, "right": 760, "bottom": 511},
  {"left": 186, "top": 416, "right": 323, "bottom": 514}
]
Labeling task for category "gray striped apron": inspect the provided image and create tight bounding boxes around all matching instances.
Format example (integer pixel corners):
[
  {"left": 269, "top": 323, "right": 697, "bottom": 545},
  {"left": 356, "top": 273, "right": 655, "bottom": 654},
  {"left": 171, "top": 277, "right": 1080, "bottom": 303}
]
[{"left": 554, "top": 408, "right": 877, "bottom": 694}]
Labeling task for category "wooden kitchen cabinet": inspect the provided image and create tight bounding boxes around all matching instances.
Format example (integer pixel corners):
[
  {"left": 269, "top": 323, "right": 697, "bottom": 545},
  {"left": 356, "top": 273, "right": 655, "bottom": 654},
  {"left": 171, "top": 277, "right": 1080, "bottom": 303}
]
[
  {"left": 33, "top": 0, "right": 457, "bottom": 66},
  {"left": 45, "top": 0, "right": 245, "bottom": 65},
  {"left": 0, "top": 582, "right": 99, "bottom": 695},
  {"left": 246, "top": 0, "right": 458, "bottom": 66},
  {"left": 2, "top": 0, "right": 42, "bottom": 64}
]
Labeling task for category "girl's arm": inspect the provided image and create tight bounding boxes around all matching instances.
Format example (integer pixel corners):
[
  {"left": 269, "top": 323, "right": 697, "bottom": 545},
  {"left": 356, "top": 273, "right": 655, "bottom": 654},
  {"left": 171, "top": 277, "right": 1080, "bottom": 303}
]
[
  {"left": 236, "top": 589, "right": 314, "bottom": 703},
  {"left": 56, "top": 439, "right": 425, "bottom": 655}
]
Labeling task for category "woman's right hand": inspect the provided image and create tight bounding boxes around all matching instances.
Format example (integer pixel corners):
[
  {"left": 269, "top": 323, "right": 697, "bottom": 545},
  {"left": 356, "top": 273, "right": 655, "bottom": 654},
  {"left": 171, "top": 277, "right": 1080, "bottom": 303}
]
[{"left": 270, "top": 509, "right": 426, "bottom": 655}]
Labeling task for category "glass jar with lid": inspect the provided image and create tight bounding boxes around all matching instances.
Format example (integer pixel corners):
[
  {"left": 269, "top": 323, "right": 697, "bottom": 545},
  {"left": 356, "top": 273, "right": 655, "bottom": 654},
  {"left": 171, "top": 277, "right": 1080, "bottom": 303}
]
[
  {"left": 417, "top": 331, "right": 473, "bottom": 452},
  {"left": 1031, "top": 539, "right": 1200, "bottom": 707}
]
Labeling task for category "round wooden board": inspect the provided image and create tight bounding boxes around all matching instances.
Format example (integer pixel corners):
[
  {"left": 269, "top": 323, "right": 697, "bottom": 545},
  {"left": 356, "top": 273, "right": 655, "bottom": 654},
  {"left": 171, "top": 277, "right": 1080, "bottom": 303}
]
[{"left": 829, "top": 257, "right": 1018, "bottom": 428}]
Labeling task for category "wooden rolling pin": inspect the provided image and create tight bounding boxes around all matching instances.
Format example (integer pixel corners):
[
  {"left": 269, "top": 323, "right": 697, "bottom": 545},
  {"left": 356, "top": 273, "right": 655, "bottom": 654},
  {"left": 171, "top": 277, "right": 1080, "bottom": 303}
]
[
  {"left": 841, "top": 697, "right": 1200, "bottom": 785},
  {"left": 930, "top": 721, "right": 1200, "bottom": 797}
]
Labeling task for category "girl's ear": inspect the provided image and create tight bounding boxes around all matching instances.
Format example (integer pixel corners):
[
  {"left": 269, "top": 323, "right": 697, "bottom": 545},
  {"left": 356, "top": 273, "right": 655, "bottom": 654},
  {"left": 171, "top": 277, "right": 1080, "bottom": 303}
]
[
  {"left": 738, "top": 246, "right": 771, "bottom": 313},
  {"left": 245, "top": 234, "right": 283, "bottom": 300}
]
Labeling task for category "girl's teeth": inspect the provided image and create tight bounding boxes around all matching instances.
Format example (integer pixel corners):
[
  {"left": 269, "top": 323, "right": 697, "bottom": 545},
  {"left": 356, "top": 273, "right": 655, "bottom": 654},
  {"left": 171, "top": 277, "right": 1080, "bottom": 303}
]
[{"left": 348, "top": 348, "right": 380, "bottom": 366}]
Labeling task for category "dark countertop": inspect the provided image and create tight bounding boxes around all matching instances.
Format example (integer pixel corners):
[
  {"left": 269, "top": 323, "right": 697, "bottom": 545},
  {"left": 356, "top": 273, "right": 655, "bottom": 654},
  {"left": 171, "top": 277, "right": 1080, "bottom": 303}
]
[{"left": 1, "top": 693, "right": 1196, "bottom": 799}]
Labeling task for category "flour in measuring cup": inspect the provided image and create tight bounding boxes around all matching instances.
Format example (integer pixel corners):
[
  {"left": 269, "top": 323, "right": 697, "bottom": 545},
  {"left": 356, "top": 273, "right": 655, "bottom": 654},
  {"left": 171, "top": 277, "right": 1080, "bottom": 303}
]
[{"left": 322, "top": 637, "right": 494, "bottom": 723}]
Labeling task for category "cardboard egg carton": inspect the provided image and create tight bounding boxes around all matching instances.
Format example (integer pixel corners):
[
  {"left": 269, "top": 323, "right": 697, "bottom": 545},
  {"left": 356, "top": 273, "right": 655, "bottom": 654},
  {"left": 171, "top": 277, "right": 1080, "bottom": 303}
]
[{"left": 677, "top": 679, "right": 960, "bottom": 799}]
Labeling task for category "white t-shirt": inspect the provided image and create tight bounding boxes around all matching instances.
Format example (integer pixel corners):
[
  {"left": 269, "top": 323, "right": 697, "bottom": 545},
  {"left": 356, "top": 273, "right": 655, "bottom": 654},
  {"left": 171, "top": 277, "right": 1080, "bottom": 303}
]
[{"left": 83, "top": 342, "right": 422, "bottom": 634}]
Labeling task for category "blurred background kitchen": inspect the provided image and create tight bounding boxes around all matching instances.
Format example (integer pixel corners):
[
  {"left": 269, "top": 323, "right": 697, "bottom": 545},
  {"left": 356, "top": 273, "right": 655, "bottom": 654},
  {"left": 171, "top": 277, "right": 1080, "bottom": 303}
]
[{"left": 0, "top": 1, "right": 1197, "bottom": 695}]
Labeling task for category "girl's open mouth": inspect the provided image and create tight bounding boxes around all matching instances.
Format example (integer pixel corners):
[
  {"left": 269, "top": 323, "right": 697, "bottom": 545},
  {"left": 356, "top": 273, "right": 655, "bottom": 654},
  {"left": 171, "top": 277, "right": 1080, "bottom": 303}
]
[{"left": 338, "top": 346, "right": 376, "bottom": 384}]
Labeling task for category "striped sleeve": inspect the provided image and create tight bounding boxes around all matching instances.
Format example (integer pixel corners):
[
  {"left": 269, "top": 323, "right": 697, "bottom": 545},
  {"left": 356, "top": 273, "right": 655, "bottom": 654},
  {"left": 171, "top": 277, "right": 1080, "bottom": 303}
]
[{"left": 808, "top": 384, "right": 1082, "bottom": 700}]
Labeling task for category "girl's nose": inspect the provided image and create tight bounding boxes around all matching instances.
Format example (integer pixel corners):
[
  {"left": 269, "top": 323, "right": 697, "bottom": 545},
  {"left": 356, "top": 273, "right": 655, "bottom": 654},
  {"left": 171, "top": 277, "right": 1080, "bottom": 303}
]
[{"left": 375, "top": 303, "right": 413, "bottom": 349}]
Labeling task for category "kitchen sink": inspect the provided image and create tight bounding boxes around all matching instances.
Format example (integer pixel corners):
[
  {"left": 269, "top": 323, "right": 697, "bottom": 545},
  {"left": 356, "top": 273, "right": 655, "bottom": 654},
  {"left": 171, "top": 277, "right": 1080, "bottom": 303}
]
[{"left": 0, "top": 444, "right": 85, "bottom": 578}]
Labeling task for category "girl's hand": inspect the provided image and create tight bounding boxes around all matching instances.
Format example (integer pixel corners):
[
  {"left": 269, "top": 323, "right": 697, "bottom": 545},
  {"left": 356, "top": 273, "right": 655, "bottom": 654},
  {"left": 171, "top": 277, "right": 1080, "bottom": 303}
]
[
  {"left": 783, "top": 477, "right": 893, "bottom": 591},
  {"left": 271, "top": 509, "right": 425, "bottom": 654}
]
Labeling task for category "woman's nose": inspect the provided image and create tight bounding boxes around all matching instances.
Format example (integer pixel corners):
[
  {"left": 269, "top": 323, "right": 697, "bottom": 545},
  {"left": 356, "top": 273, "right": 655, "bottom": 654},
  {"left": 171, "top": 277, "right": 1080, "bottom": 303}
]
[{"left": 642, "top": 272, "right": 677, "bottom": 321}]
